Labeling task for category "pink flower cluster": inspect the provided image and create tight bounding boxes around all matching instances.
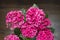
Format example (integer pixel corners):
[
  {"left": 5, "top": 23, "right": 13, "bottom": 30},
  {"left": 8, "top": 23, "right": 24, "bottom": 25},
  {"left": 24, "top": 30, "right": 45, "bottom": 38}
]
[
  {"left": 26, "top": 7, "right": 45, "bottom": 27},
  {"left": 5, "top": 5, "right": 54, "bottom": 40},
  {"left": 4, "top": 34, "right": 20, "bottom": 40},
  {"left": 38, "top": 18, "right": 51, "bottom": 30},
  {"left": 21, "top": 22, "right": 37, "bottom": 38},
  {"left": 6, "top": 10, "right": 24, "bottom": 30},
  {"left": 36, "top": 29, "right": 54, "bottom": 40}
]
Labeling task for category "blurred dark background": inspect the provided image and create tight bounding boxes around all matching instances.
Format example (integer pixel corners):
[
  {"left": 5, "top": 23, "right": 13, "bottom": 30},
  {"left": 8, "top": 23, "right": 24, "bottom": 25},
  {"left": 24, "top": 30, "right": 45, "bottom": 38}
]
[
  {"left": 0, "top": 0, "right": 60, "bottom": 5},
  {"left": 0, "top": 0, "right": 60, "bottom": 40}
]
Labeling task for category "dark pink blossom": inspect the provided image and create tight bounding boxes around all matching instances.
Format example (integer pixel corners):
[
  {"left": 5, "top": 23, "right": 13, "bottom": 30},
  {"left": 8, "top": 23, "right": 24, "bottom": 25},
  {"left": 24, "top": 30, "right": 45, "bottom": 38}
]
[
  {"left": 26, "top": 6, "right": 45, "bottom": 27},
  {"left": 21, "top": 22, "right": 37, "bottom": 38},
  {"left": 38, "top": 18, "right": 51, "bottom": 30},
  {"left": 42, "top": 18, "right": 51, "bottom": 26},
  {"left": 6, "top": 10, "right": 24, "bottom": 30},
  {"left": 4, "top": 34, "right": 20, "bottom": 40},
  {"left": 36, "top": 29, "right": 54, "bottom": 40}
]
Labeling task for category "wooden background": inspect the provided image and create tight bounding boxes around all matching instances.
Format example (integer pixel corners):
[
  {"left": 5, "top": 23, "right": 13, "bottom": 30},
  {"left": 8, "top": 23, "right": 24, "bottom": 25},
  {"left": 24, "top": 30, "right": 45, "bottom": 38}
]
[{"left": 0, "top": 0, "right": 60, "bottom": 40}]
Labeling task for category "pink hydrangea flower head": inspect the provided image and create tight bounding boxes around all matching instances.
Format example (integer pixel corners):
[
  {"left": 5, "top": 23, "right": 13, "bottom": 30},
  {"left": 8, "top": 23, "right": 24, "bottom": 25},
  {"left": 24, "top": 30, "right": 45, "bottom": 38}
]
[
  {"left": 4, "top": 34, "right": 20, "bottom": 40},
  {"left": 36, "top": 29, "right": 54, "bottom": 40},
  {"left": 6, "top": 10, "right": 24, "bottom": 30},
  {"left": 21, "top": 22, "right": 37, "bottom": 38},
  {"left": 21, "top": 22, "right": 28, "bottom": 28},
  {"left": 26, "top": 6, "right": 45, "bottom": 27},
  {"left": 42, "top": 18, "right": 51, "bottom": 26},
  {"left": 38, "top": 24, "right": 46, "bottom": 30},
  {"left": 38, "top": 18, "right": 51, "bottom": 30}
]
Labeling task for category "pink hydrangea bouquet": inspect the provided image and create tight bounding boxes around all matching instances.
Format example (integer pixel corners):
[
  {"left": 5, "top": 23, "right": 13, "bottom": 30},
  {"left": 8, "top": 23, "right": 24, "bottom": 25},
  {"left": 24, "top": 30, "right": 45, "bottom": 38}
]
[{"left": 4, "top": 4, "right": 55, "bottom": 40}]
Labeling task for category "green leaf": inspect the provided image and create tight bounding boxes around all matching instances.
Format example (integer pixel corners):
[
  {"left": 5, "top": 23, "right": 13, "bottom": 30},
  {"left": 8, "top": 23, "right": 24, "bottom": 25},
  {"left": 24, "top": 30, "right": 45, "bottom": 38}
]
[
  {"left": 25, "top": 38, "right": 31, "bottom": 40},
  {"left": 21, "top": 8, "right": 26, "bottom": 14},
  {"left": 31, "top": 37, "right": 36, "bottom": 40},
  {"left": 33, "top": 4, "right": 38, "bottom": 7},
  {"left": 46, "top": 13, "right": 48, "bottom": 18},
  {"left": 24, "top": 16, "right": 26, "bottom": 22},
  {"left": 25, "top": 37, "right": 36, "bottom": 40},
  {"left": 21, "top": 8, "right": 26, "bottom": 22},
  {"left": 19, "top": 34, "right": 24, "bottom": 40},
  {"left": 19, "top": 37, "right": 23, "bottom": 40},
  {"left": 14, "top": 28, "right": 21, "bottom": 36},
  {"left": 50, "top": 27, "right": 55, "bottom": 33},
  {"left": 19, "top": 35, "right": 35, "bottom": 40},
  {"left": 19, "top": 34, "right": 23, "bottom": 38},
  {"left": 19, "top": 34, "right": 31, "bottom": 40}
]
